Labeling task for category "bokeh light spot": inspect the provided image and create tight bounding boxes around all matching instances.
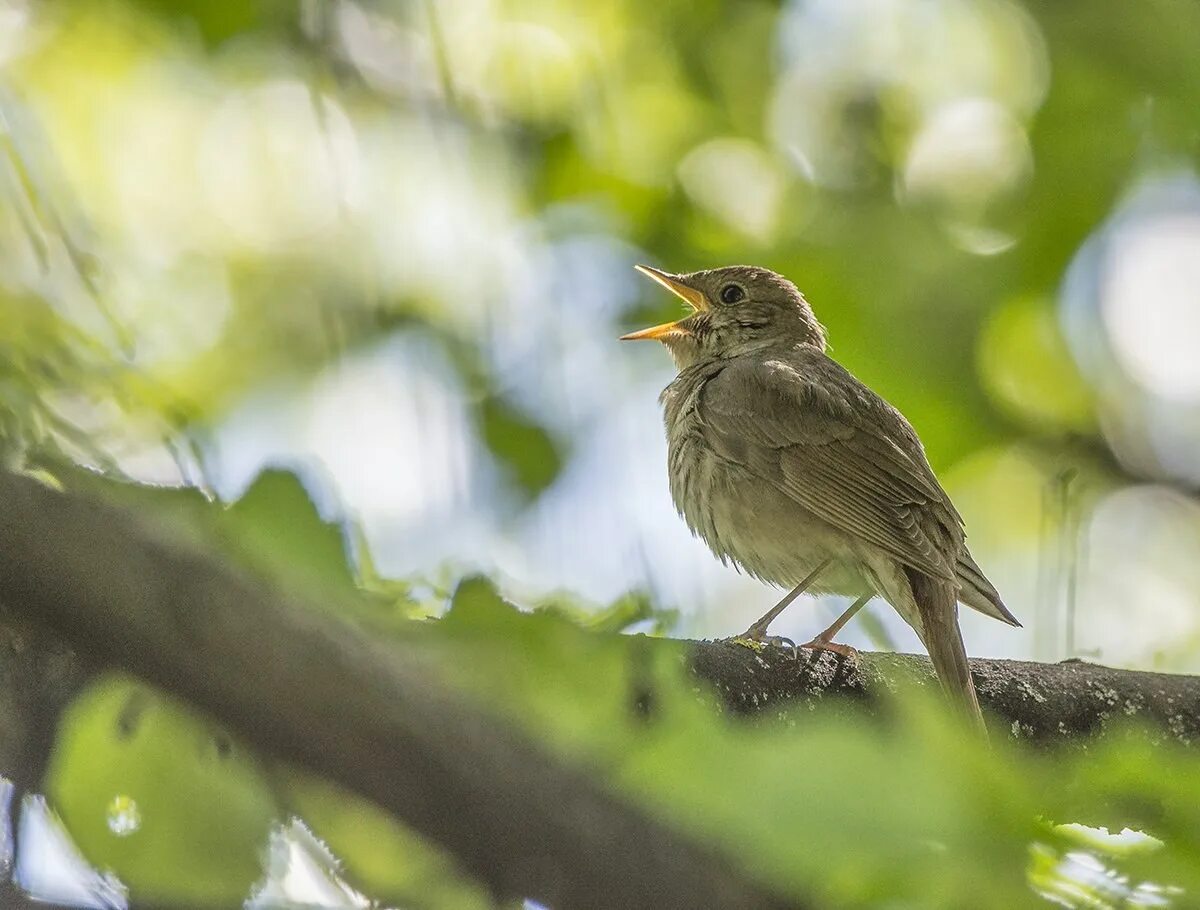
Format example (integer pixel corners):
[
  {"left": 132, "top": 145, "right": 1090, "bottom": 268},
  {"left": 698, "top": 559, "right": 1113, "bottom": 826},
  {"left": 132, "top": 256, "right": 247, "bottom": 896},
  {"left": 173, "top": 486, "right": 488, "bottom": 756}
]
[
  {"left": 902, "top": 97, "right": 1032, "bottom": 215},
  {"left": 978, "top": 295, "right": 1094, "bottom": 432},
  {"left": 106, "top": 795, "right": 141, "bottom": 837},
  {"left": 1102, "top": 213, "right": 1200, "bottom": 401},
  {"left": 677, "top": 138, "right": 788, "bottom": 241}
]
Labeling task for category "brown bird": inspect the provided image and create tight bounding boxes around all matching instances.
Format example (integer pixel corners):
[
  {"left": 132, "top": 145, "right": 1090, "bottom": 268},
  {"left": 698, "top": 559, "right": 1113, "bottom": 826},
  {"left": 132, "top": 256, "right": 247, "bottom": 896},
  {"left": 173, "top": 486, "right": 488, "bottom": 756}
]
[{"left": 622, "top": 264, "right": 1019, "bottom": 728}]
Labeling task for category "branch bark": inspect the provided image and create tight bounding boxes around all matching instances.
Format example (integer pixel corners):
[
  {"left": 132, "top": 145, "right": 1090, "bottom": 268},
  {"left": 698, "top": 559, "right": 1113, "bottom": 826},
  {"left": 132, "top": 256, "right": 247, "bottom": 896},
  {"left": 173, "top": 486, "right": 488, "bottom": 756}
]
[
  {"left": 689, "top": 641, "right": 1200, "bottom": 747},
  {"left": 0, "top": 470, "right": 794, "bottom": 910}
]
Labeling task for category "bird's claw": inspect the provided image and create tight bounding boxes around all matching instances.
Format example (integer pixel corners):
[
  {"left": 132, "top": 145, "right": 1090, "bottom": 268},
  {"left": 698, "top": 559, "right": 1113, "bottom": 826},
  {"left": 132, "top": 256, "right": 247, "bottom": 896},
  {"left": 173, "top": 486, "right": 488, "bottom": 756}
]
[
  {"left": 800, "top": 638, "right": 859, "bottom": 662},
  {"left": 771, "top": 635, "right": 800, "bottom": 658},
  {"left": 730, "top": 626, "right": 857, "bottom": 664}
]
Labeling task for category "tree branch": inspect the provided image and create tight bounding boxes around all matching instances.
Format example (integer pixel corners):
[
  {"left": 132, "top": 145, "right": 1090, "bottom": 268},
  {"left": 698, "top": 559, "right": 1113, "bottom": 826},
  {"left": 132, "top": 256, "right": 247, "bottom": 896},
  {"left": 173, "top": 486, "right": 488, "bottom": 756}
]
[
  {"left": 0, "top": 606, "right": 91, "bottom": 792},
  {"left": 689, "top": 639, "right": 1200, "bottom": 747}
]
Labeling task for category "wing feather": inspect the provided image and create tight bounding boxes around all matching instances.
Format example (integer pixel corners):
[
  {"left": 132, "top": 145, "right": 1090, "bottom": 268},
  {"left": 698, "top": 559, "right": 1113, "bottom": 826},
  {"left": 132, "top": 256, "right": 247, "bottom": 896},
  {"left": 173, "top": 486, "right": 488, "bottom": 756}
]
[{"left": 697, "top": 350, "right": 963, "bottom": 582}]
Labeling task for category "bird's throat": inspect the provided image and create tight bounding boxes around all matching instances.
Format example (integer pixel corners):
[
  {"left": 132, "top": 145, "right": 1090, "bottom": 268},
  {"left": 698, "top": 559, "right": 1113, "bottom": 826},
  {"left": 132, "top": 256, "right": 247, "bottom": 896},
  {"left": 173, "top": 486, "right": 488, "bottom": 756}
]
[{"left": 662, "top": 334, "right": 705, "bottom": 371}]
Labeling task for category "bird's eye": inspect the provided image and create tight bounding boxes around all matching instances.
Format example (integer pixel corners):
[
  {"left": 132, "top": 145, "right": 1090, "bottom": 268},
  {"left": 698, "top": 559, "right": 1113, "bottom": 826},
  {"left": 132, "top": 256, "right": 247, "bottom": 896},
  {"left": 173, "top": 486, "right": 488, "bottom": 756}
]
[{"left": 719, "top": 283, "right": 745, "bottom": 305}]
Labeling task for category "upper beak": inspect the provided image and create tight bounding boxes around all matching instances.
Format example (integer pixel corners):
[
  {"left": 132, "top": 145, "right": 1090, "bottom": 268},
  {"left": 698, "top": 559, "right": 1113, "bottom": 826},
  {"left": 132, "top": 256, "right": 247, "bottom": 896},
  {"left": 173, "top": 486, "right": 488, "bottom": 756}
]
[{"left": 620, "top": 265, "right": 708, "bottom": 341}]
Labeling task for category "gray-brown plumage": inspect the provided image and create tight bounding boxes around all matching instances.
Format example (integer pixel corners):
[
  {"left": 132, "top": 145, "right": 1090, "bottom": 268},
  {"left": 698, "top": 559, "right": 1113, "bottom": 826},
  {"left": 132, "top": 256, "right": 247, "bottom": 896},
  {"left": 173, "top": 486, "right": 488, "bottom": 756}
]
[{"left": 622, "top": 264, "right": 1019, "bottom": 729}]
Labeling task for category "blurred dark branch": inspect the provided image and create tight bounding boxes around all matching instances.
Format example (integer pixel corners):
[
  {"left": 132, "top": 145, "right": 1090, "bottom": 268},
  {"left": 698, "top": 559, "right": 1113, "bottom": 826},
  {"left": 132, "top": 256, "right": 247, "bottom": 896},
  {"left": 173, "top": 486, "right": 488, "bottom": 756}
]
[
  {"left": 690, "top": 642, "right": 1200, "bottom": 748},
  {"left": 0, "top": 470, "right": 795, "bottom": 910},
  {"left": 0, "top": 603, "right": 92, "bottom": 906},
  {"left": 0, "top": 607, "right": 90, "bottom": 795}
]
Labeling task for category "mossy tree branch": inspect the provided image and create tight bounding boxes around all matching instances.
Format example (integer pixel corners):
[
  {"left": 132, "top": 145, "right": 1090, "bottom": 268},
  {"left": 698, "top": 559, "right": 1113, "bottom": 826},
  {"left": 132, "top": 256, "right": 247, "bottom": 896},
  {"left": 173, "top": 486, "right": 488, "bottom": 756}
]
[{"left": 689, "top": 642, "right": 1200, "bottom": 747}]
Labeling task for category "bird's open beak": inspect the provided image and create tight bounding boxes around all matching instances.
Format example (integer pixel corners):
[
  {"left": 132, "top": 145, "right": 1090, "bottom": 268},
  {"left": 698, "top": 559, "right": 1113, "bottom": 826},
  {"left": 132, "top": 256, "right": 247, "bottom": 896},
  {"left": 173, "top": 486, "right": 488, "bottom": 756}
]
[{"left": 620, "top": 265, "right": 708, "bottom": 341}]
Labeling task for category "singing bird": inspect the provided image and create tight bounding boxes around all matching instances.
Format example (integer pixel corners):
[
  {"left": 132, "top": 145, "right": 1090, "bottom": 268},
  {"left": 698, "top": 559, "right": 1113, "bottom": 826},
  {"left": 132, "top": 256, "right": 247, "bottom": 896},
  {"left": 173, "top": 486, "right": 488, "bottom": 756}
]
[{"left": 621, "top": 264, "right": 1019, "bottom": 727}]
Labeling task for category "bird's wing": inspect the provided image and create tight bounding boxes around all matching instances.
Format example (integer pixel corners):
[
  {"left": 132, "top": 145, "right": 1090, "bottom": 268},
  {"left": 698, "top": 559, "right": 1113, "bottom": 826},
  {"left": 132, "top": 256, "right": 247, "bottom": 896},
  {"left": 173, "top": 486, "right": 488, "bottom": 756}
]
[{"left": 698, "top": 349, "right": 964, "bottom": 582}]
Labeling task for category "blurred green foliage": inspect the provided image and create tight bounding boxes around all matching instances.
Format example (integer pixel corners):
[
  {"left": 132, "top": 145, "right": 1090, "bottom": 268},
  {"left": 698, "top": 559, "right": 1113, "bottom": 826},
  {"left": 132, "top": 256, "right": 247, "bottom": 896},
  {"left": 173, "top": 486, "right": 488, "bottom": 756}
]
[
  {"left": 280, "top": 774, "right": 493, "bottom": 909},
  {"left": 3, "top": 0, "right": 1194, "bottom": 495},
  {"left": 6, "top": 0, "right": 1200, "bottom": 905},
  {"left": 978, "top": 295, "right": 1095, "bottom": 434},
  {"left": 32, "top": 467, "right": 1200, "bottom": 908},
  {"left": 477, "top": 393, "right": 564, "bottom": 500},
  {"left": 130, "top": 0, "right": 298, "bottom": 48},
  {"left": 0, "top": 0, "right": 1125, "bottom": 472},
  {"left": 59, "top": 463, "right": 362, "bottom": 602}
]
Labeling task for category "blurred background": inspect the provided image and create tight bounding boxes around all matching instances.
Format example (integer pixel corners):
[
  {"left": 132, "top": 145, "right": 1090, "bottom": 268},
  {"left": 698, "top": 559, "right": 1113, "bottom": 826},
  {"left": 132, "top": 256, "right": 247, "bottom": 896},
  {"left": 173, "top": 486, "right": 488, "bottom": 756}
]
[{"left": 3, "top": 0, "right": 1200, "bottom": 672}]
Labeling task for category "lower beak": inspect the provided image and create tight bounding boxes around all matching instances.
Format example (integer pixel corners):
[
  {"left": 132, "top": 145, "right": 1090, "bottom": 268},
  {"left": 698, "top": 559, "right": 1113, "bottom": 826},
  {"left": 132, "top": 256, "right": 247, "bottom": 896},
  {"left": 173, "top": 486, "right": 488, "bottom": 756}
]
[
  {"left": 619, "top": 320, "right": 689, "bottom": 341},
  {"left": 620, "top": 265, "right": 708, "bottom": 342}
]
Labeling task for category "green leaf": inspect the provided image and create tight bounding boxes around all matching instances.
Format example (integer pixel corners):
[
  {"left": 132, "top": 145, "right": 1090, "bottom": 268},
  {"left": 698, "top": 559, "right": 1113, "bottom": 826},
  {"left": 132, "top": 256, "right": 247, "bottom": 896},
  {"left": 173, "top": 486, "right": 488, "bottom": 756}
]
[
  {"left": 222, "top": 467, "right": 359, "bottom": 602},
  {"left": 534, "top": 588, "right": 680, "bottom": 635},
  {"left": 54, "top": 463, "right": 219, "bottom": 552},
  {"left": 476, "top": 395, "right": 564, "bottom": 500},
  {"left": 280, "top": 772, "right": 492, "bottom": 910},
  {"left": 444, "top": 574, "right": 517, "bottom": 626},
  {"left": 45, "top": 674, "right": 279, "bottom": 905},
  {"left": 57, "top": 465, "right": 361, "bottom": 605}
]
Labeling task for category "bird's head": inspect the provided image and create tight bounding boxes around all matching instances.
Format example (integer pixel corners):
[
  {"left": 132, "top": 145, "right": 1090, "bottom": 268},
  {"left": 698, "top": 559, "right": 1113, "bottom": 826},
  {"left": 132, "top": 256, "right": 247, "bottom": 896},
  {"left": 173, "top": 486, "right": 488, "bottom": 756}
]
[{"left": 622, "top": 264, "right": 826, "bottom": 369}]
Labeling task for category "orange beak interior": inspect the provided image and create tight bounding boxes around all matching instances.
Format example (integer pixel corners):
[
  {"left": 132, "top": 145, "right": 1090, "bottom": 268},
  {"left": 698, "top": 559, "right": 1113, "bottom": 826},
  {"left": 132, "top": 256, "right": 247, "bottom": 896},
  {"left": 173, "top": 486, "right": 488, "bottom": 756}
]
[{"left": 620, "top": 265, "right": 708, "bottom": 341}]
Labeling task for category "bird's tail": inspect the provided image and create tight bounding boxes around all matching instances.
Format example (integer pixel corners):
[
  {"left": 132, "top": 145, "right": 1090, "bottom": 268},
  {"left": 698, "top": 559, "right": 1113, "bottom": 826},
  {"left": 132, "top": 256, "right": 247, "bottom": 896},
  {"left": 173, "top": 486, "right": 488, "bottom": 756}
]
[
  {"left": 905, "top": 568, "right": 987, "bottom": 736},
  {"left": 957, "top": 548, "right": 1021, "bottom": 627}
]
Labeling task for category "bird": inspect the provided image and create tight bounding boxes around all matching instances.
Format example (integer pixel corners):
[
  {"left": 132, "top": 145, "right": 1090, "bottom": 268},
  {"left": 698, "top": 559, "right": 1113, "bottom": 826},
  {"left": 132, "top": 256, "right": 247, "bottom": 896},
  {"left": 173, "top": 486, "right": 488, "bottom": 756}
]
[{"left": 621, "top": 263, "right": 1020, "bottom": 728}]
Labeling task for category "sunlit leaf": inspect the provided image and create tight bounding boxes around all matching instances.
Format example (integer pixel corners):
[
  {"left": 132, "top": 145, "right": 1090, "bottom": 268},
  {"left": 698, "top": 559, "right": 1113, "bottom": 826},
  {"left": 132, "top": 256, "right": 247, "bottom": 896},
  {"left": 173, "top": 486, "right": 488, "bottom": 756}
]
[
  {"left": 45, "top": 674, "right": 279, "bottom": 905},
  {"left": 281, "top": 772, "right": 492, "bottom": 910},
  {"left": 223, "top": 467, "right": 359, "bottom": 601}
]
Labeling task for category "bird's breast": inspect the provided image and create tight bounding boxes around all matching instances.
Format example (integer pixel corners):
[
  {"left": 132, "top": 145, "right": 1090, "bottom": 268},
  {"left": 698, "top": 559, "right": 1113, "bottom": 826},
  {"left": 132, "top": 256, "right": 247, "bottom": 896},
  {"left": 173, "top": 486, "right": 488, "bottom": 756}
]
[{"left": 664, "top": 414, "right": 867, "bottom": 596}]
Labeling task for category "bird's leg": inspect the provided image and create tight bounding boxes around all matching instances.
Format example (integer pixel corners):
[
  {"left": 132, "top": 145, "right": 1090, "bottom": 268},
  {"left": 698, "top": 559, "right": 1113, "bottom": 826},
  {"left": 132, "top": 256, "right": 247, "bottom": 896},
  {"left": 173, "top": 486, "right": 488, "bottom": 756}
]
[
  {"left": 733, "top": 561, "right": 831, "bottom": 651},
  {"left": 799, "top": 594, "right": 871, "bottom": 659}
]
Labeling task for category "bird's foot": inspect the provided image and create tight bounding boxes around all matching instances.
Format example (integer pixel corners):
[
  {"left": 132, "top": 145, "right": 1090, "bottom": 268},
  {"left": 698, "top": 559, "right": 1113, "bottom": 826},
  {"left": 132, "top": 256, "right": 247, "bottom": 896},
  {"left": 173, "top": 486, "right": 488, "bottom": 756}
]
[{"left": 799, "top": 637, "right": 858, "bottom": 661}]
